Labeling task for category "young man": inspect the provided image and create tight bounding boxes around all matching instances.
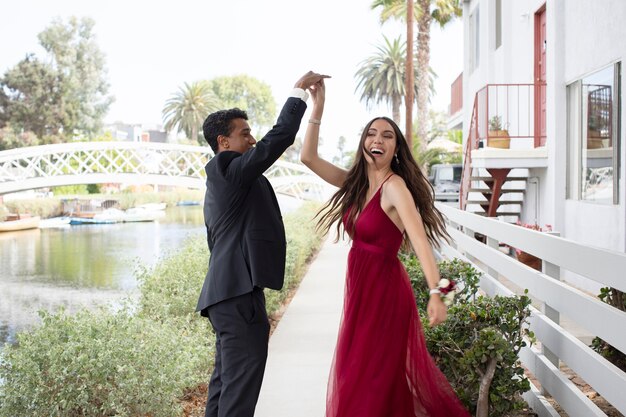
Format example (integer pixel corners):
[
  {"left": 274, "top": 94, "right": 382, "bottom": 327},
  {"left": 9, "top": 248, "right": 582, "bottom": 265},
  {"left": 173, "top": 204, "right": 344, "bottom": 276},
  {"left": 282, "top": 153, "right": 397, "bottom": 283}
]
[{"left": 196, "top": 71, "right": 329, "bottom": 417}]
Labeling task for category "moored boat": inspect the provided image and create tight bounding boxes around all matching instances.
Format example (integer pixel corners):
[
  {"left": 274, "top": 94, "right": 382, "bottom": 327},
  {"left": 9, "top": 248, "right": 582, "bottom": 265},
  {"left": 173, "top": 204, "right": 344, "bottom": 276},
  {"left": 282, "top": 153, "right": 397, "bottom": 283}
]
[{"left": 0, "top": 216, "right": 41, "bottom": 232}]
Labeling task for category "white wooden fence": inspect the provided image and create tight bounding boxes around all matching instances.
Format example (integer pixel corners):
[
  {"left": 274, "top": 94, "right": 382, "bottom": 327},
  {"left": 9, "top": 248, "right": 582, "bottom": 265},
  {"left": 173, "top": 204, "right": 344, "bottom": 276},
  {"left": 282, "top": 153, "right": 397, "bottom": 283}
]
[{"left": 436, "top": 203, "right": 626, "bottom": 417}]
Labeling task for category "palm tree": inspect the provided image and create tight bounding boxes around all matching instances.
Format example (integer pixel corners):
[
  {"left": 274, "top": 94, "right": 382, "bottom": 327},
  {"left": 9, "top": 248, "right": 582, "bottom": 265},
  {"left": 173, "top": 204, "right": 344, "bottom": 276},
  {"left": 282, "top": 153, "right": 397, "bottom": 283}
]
[
  {"left": 371, "top": 0, "right": 462, "bottom": 153},
  {"left": 355, "top": 36, "right": 416, "bottom": 125},
  {"left": 162, "top": 81, "right": 220, "bottom": 144}
]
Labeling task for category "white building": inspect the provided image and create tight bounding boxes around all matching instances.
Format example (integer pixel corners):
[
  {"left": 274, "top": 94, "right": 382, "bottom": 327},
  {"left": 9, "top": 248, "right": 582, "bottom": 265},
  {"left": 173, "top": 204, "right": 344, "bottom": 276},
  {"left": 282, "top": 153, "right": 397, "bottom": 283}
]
[{"left": 457, "top": 0, "right": 624, "bottom": 292}]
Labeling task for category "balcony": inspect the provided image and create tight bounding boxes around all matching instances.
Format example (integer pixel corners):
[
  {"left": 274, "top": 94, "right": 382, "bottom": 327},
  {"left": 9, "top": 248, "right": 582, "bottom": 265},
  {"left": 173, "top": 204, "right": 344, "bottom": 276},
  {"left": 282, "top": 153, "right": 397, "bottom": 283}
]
[{"left": 460, "top": 83, "right": 548, "bottom": 215}]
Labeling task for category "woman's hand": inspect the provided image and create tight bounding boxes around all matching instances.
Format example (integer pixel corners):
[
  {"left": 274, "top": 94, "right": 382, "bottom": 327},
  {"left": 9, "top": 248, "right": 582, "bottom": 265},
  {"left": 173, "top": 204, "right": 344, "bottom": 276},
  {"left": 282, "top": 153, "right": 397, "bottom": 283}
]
[
  {"left": 427, "top": 294, "right": 447, "bottom": 326},
  {"left": 309, "top": 78, "right": 326, "bottom": 107}
]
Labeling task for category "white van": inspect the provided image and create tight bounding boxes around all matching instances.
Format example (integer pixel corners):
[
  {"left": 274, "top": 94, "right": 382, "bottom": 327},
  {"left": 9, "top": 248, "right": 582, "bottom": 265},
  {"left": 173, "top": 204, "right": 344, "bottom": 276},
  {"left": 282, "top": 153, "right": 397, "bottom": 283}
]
[{"left": 428, "top": 164, "right": 462, "bottom": 202}]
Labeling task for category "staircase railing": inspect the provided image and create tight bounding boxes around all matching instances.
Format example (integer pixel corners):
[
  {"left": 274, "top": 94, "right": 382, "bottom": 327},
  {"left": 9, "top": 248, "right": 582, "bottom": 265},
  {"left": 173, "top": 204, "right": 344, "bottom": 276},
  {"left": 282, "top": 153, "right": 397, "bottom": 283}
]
[
  {"left": 460, "top": 94, "right": 479, "bottom": 210},
  {"left": 460, "top": 83, "right": 547, "bottom": 210}
]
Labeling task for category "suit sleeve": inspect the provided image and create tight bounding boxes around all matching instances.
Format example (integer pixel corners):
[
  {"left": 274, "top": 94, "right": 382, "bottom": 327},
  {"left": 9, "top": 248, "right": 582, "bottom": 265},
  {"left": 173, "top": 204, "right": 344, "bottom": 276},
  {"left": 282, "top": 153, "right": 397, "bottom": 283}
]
[{"left": 222, "top": 97, "right": 307, "bottom": 187}]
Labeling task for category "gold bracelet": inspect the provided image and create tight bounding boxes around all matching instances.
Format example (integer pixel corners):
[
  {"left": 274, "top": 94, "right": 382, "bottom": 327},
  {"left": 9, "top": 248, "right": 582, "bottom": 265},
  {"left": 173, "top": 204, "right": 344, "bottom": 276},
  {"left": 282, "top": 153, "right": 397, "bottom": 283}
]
[{"left": 308, "top": 118, "right": 321, "bottom": 125}]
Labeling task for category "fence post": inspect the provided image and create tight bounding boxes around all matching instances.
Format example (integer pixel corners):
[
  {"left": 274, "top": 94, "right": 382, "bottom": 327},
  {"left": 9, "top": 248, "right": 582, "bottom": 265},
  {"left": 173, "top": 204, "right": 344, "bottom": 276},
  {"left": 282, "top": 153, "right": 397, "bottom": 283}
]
[
  {"left": 486, "top": 236, "right": 500, "bottom": 279},
  {"left": 463, "top": 226, "right": 476, "bottom": 263},
  {"left": 542, "top": 231, "right": 561, "bottom": 372}
]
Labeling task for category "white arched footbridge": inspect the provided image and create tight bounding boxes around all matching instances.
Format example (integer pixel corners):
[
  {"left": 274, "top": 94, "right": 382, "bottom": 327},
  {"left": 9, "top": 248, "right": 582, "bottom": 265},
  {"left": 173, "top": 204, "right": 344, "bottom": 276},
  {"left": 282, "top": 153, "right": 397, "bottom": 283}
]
[{"left": 0, "top": 142, "right": 334, "bottom": 201}]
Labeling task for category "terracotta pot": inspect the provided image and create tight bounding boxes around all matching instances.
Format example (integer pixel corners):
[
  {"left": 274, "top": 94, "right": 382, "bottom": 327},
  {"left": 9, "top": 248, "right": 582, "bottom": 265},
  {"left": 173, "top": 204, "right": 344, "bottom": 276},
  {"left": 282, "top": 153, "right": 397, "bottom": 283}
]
[{"left": 517, "top": 251, "right": 541, "bottom": 271}]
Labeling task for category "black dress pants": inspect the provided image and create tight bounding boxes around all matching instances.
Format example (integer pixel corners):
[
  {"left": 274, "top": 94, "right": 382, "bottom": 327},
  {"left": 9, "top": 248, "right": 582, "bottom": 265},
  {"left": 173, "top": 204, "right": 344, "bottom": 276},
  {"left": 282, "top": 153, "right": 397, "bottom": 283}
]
[{"left": 205, "top": 287, "right": 270, "bottom": 417}]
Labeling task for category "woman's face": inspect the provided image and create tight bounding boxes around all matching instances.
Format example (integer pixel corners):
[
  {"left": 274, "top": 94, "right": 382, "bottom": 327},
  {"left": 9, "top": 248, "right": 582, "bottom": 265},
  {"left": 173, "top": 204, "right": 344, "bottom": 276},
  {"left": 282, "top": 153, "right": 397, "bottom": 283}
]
[{"left": 363, "top": 119, "right": 397, "bottom": 167}]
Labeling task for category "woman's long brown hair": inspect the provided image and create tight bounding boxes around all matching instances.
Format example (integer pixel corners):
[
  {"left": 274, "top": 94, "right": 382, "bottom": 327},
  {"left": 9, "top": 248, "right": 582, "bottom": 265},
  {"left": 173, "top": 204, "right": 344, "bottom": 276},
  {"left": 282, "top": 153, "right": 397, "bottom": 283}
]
[{"left": 316, "top": 116, "right": 450, "bottom": 248}]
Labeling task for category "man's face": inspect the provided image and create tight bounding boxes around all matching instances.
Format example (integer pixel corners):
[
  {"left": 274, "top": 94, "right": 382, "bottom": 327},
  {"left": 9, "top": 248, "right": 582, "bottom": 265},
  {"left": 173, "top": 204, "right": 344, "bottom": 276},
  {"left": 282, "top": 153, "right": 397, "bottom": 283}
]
[{"left": 220, "top": 118, "right": 256, "bottom": 154}]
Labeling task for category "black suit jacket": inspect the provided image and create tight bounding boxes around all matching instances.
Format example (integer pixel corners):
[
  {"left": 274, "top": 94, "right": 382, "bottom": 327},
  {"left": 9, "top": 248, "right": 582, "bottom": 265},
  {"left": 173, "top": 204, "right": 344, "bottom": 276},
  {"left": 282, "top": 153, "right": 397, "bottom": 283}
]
[{"left": 196, "top": 97, "right": 307, "bottom": 315}]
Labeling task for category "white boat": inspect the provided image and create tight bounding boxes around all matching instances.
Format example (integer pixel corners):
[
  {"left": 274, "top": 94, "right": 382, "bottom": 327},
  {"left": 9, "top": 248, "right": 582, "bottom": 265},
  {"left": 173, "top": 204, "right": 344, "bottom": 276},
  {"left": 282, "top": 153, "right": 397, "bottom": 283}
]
[
  {"left": 93, "top": 208, "right": 126, "bottom": 223},
  {"left": 39, "top": 217, "right": 71, "bottom": 228},
  {"left": 123, "top": 207, "right": 162, "bottom": 222},
  {"left": 0, "top": 216, "right": 41, "bottom": 232}
]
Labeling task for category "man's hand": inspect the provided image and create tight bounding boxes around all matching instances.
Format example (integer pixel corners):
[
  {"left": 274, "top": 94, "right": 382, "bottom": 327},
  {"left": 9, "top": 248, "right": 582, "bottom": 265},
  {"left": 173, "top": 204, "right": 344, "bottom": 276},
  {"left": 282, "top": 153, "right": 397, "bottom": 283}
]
[
  {"left": 294, "top": 71, "right": 331, "bottom": 90},
  {"left": 427, "top": 294, "right": 447, "bottom": 327}
]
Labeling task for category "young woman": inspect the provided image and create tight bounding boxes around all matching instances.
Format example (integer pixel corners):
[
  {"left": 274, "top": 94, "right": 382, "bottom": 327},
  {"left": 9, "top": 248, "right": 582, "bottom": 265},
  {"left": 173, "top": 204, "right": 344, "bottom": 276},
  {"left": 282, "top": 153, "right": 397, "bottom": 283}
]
[{"left": 301, "top": 79, "right": 471, "bottom": 417}]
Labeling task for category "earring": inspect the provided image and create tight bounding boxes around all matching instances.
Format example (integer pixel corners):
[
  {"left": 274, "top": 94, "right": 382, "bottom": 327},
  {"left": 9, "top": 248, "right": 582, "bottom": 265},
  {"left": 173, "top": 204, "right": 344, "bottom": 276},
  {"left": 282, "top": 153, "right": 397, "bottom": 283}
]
[{"left": 394, "top": 154, "right": 399, "bottom": 165}]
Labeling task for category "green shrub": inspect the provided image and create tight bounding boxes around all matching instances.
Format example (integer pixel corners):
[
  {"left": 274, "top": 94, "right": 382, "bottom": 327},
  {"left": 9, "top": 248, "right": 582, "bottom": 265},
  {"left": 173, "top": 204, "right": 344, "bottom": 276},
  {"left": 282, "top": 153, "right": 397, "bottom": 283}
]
[
  {"left": 52, "top": 185, "right": 90, "bottom": 195},
  {"left": 137, "top": 235, "right": 208, "bottom": 320},
  {"left": 426, "top": 295, "right": 534, "bottom": 416},
  {"left": 591, "top": 287, "right": 626, "bottom": 371},
  {"left": 0, "top": 201, "right": 324, "bottom": 416},
  {"left": 2, "top": 197, "right": 63, "bottom": 219},
  {"left": 115, "top": 190, "right": 204, "bottom": 210},
  {"left": 265, "top": 202, "right": 325, "bottom": 315},
  {"left": 401, "top": 254, "right": 481, "bottom": 309},
  {"left": 401, "top": 254, "right": 534, "bottom": 417},
  {"left": 0, "top": 309, "right": 211, "bottom": 417}
]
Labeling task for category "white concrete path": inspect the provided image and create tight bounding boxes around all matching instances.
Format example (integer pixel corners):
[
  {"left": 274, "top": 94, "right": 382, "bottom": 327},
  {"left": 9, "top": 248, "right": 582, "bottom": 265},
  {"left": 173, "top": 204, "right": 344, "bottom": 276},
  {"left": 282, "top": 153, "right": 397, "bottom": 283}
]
[{"left": 254, "top": 235, "right": 349, "bottom": 417}]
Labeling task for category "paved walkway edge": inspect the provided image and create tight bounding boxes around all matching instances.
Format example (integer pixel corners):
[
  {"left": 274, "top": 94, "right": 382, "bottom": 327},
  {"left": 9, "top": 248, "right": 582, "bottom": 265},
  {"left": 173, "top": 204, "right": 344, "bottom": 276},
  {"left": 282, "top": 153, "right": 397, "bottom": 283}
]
[{"left": 255, "top": 235, "right": 349, "bottom": 417}]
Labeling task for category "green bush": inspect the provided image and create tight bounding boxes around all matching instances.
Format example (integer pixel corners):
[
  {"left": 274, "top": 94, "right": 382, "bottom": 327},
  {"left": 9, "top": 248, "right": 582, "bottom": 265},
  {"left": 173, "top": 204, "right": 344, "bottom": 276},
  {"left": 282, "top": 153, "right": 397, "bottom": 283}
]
[
  {"left": 402, "top": 254, "right": 482, "bottom": 308},
  {"left": 401, "top": 254, "right": 534, "bottom": 417},
  {"left": 426, "top": 295, "right": 534, "bottom": 416},
  {"left": 137, "top": 235, "right": 209, "bottom": 320},
  {"left": 114, "top": 190, "right": 204, "bottom": 210},
  {"left": 52, "top": 185, "right": 90, "bottom": 195},
  {"left": 265, "top": 202, "right": 325, "bottom": 315},
  {"left": 591, "top": 287, "right": 626, "bottom": 371},
  {"left": 0, "top": 309, "right": 211, "bottom": 417},
  {"left": 2, "top": 197, "right": 63, "bottom": 219},
  {"left": 0, "top": 201, "right": 324, "bottom": 416}
]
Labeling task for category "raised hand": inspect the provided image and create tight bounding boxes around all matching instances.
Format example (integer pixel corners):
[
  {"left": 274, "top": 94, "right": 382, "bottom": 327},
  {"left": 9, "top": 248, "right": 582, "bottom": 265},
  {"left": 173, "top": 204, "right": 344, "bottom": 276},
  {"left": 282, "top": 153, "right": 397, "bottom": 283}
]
[
  {"left": 294, "top": 71, "right": 331, "bottom": 91},
  {"left": 309, "top": 78, "right": 326, "bottom": 106}
]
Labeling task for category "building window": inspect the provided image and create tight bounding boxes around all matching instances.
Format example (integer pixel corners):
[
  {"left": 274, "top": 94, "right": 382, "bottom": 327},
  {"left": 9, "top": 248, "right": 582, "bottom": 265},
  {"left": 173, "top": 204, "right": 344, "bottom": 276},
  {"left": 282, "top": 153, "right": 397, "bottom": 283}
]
[
  {"left": 495, "top": 0, "right": 502, "bottom": 49},
  {"left": 470, "top": 7, "right": 480, "bottom": 72},
  {"left": 567, "top": 63, "right": 621, "bottom": 204}
]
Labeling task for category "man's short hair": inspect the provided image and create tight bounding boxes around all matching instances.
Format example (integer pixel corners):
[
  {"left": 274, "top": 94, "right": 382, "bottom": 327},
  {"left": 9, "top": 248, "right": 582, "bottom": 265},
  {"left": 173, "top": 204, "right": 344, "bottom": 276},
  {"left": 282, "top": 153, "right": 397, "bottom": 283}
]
[{"left": 203, "top": 108, "right": 249, "bottom": 153}]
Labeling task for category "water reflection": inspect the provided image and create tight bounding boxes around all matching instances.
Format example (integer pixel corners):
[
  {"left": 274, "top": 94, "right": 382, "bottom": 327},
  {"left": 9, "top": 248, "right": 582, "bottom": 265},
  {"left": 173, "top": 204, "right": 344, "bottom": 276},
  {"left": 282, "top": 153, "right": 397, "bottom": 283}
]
[
  {"left": 0, "top": 206, "right": 205, "bottom": 346},
  {"left": 0, "top": 197, "right": 301, "bottom": 347}
]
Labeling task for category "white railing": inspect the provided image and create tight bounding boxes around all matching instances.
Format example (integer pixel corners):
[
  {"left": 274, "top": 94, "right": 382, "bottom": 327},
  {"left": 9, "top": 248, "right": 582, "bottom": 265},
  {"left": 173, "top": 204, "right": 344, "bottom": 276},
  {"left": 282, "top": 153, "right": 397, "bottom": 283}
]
[
  {"left": 0, "top": 142, "right": 331, "bottom": 201},
  {"left": 436, "top": 203, "right": 626, "bottom": 417}
]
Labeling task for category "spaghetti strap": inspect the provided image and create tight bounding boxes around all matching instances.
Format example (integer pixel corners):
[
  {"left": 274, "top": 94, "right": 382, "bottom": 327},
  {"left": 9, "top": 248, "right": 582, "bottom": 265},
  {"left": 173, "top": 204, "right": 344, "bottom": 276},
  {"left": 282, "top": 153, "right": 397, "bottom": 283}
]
[
  {"left": 381, "top": 173, "right": 395, "bottom": 185},
  {"left": 378, "top": 173, "right": 395, "bottom": 192}
]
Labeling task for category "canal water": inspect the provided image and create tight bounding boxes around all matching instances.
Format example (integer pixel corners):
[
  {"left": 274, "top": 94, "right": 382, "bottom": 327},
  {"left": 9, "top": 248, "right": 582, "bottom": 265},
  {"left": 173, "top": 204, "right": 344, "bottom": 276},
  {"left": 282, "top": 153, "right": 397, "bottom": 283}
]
[{"left": 0, "top": 196, "right": 303, "bottom": 347}]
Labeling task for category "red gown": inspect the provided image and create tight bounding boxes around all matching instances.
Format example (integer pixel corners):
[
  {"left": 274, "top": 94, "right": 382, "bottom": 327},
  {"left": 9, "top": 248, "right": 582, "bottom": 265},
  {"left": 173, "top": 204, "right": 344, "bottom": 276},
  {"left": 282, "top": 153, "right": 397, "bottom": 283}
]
[{"left": 326, "top": 185, "right": 471, "bottom": 417}]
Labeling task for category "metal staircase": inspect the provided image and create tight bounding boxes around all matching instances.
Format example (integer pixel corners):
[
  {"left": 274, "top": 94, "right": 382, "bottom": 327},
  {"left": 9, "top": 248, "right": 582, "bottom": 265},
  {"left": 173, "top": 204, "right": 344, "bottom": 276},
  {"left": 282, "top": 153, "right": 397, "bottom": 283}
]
[
  {"left": 465, "top": 169, "right": 527, "bottom": 222},
  {"left": 460, "top": 84, "right": 546, "bottom": 223}
]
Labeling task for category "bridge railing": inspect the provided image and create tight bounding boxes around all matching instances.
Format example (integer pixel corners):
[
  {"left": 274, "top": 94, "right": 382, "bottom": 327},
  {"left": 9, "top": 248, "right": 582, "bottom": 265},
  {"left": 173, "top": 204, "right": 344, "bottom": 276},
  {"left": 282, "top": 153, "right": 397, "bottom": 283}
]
[
  {"left": 436, "top": 203, "right": 626, "bottom": 417},
  {"left": 0, "top": 142, "right": 335, "bottom": 201}
]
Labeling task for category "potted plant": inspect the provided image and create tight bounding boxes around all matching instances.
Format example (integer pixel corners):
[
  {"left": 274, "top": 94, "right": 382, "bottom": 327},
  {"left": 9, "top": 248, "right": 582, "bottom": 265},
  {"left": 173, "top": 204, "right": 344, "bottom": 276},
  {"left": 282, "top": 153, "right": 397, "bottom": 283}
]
[
  {"left": 487, "top": 116, "right": 511, "bottom": 149},
  {"left": 513, "top": 222, "right": 553, "bottom": 271}
]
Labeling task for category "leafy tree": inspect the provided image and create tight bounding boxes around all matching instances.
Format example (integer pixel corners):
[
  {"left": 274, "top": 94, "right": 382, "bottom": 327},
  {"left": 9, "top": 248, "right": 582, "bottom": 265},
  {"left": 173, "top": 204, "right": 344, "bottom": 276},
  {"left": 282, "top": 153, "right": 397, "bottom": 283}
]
[
  {"left": 332, "top": 136, "right": 353, "bottom": 168},
  {"left": 0, "top": 55, "right": 67, "bottom": 138},
  {"left": 37, "top": 16, "right": 113, "bottom": 135},
  {"left": 0, "top": 126, "right": 39, "bottom": 151},
  {"left": 371, "top": 0, "right": 462, "bottom": 152},
  {"left": 0, "top": 17, "right": 113, "bottom": 140},
  {"left": 162, "top": 81, "right": 220, "bottom": 144},
  {"left": 206, "top": 75, "right": 276, "bottom": 132},
  {"left": 355, "top": 36, "right": 416, "bottom": 125},
  {"left": 281, "top": 136, "right": 304, "bottom": 163}
]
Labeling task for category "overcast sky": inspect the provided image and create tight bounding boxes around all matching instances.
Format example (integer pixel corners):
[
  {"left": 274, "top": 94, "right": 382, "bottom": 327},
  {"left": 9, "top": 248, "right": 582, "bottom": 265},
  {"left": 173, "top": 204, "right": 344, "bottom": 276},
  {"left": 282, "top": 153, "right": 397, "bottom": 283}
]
[{"left": 0, "top": 0, "right": 463, "bottom": 154}]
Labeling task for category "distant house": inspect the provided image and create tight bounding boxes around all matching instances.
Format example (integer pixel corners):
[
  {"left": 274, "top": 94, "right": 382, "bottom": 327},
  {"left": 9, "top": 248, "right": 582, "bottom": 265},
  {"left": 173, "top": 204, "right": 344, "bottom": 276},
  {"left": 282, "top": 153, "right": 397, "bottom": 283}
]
[
  {"left": 104, "top": 123, "right": 168, "bottom": 143},
  {"left": 455, "top": 0, "right": 624, "bottom": 291},
  {"left": 105, "top": 123, "right": 143, "bottom": 142}
]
